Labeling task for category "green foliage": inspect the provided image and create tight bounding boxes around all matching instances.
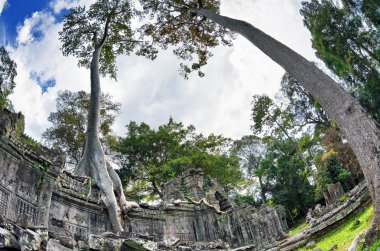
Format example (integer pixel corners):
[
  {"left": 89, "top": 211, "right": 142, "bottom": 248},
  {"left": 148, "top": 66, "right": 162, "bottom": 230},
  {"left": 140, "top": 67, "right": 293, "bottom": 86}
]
[
  {"left": 113, "top": 118, "right": 242, "bottom": 200},
  {"left": 20, "top": 136, "right": 42, "bottom": 149},
  {"left": 251, "top": 94, "right": 295, "bottom": 137},
  {"left": 232, "top": 135, "right": 267, "bottom": 202},
  {"left": 138, "top": 0, "right": 235, "bottom": 78},
  {"left": 60, "top": 0, "right": 139, "bottom": 80},
  {"left": 314, "top": 149, "right": 354, "bottom": 198},
  {"left": 288, "top": 222, "right": 309, "bottom": 237},
  {"left": 300, "top": 0, "right": 380, "bottom": 124},
  {"left": 0, "top": 47, "right": 17, "bottom": 109},
  {"left": 367, "top": 239, "right": 380, "bottom": 251},
  {"left": 42, "top": 90, "right": 120, "bottom": 166},
  {"left": 279, "top": 73, "right": 332, "bottom": 136},
  {"left": 260, "top": 138, "right": 315, "bottom": 219},
  {"left": 233, "top": 194, "right": 262, "bottom": 207},
  {"left": 361, "top": 0, "right": 380, "bottom": 26}
]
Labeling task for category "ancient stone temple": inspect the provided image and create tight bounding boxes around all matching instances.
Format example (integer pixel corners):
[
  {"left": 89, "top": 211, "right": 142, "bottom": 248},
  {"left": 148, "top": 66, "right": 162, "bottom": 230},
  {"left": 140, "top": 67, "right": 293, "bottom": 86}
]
[{"left": 0, "top": 110, "right": 287, "bottom": 250}]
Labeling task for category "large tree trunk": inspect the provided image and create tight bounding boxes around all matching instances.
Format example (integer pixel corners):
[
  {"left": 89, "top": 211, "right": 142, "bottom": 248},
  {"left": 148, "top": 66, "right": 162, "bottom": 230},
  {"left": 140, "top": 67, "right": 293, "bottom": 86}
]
[
  {"left": 258, "top": 176, "right": 267, "bottom": 203},
  {"left": 74, "top": 48, "right": 124, "bottom": 233},
  {"left": 192, "top": 8, "right": 380, "bottom": 241},
  {"left": 74, "top": 46, "right": 139, "bottom": 233}
]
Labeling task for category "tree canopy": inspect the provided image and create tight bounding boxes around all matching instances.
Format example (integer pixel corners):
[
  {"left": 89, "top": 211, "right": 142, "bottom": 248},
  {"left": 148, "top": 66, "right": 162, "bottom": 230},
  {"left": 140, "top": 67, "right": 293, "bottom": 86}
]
[
  {"left": 42, "top": 90, "right": 120, "bottom": 167},
  {"left": 0, "top": 47, "right": 17, "bottom": 110},
  {"left": 113, "top": 118, "right": 242, "bottom": 201},
  {"left": 300, "top": 0, "right": 380, "bottom": 123}
]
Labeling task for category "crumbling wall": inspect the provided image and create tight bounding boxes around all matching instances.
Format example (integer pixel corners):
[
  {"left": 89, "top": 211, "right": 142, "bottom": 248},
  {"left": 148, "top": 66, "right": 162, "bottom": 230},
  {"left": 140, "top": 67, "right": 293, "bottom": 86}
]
[
  {"left": 49, "top": 171, "right": 112, "bottom": 240},
  {"left": 0, "top": 111, "right": 286, "bottom": 250},
  {"left": 127, "top": 169, "right": 286, "bottom": 249},
  {"left": 0, "top": 137, "right": 61, "bottom": 228}
]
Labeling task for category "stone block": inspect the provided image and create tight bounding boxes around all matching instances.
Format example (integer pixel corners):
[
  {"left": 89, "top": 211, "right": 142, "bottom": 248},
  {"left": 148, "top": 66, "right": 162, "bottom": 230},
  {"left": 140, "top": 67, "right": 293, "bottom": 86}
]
[
  {"left": 19, "top": 229, "right": 42, "bottom": 251},
  {"left": 0, "top": 227, "right": 19, "bottom": 249},
  {"left": 49, "top": 226, "right": 75, "bottom": 249},
  {"left": 17, "top": 214, "right": 33, "bottom": 229},
  {"left": 89, "top": 234, "right": 123, "bottom": 250},
  {"left": 46, "top": 239, "right": 73, "bottom": 251}
]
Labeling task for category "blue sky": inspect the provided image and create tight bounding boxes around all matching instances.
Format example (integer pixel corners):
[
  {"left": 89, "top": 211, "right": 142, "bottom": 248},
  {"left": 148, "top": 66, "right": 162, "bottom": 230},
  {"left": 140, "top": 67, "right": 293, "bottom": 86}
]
[
  {"left": 1, "top": 0, "right": 48, "bottom": 45},
  {"left": 0, "top": 0, "right": 75, "bottom": 93},
  {"left": 1, "top": 0, "right": 318, "bottom": 141}
]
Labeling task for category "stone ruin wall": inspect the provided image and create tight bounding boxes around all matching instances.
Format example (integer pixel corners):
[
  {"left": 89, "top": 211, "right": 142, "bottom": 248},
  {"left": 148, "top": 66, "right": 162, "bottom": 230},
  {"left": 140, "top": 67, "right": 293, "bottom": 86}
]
[
  {"left": 126, "top": 169, "right": 288, "bottom": 249},
  {"left": 0, "top": 110, "right": 287, "bottom": 250}
]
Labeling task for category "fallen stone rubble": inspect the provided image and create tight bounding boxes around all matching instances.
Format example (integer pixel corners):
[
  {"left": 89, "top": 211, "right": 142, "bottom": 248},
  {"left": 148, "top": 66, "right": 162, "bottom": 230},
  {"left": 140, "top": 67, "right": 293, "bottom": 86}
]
[{"left": 0, "top": 214, "right": 231, "bottom": 251}]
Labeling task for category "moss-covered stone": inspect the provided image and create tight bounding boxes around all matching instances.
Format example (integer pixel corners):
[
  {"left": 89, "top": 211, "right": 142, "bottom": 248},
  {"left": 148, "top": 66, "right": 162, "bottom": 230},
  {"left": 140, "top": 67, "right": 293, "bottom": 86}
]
[{"left": 122, "top": 240, "right": 150, "bottom": 251}]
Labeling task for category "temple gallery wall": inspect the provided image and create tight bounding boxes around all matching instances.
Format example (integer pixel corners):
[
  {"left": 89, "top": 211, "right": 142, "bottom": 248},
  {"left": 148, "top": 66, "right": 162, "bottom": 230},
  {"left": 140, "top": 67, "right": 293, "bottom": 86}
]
[{"left": 0, "top": 109, "right": 289, "bottom": 250}]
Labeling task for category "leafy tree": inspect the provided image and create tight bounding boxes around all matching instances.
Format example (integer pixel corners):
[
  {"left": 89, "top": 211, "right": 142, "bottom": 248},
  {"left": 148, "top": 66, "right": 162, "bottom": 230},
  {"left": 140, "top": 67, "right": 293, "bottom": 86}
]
[
  {"left": 320, "top": 128, "right": 363, "bottom": 183},
  {"left": 260, "top": 137, "right": 315, "bottom": 220},
  {"left": 59, "top": 0, "right": 151, "bottom": 232},
  {"left": 42, "top": 90, "right": 120, "bottom": 168},
  {"left": 0, "top": 47, "right": 17, "bottom": 109},
  {"left": 279, "top": 73, "right": 332, "bottom": 135},
  {"left": 232, "top": 135, "right": 267, "bottom": 203},
  {"left": 139, "top": 1, "right": 380, "bottom": 240},
  {"left": 300, "top": 0, "right": 380, "bottom": 123},
  {"left": 279, "top": 72, "right": 362, "bottom": 183},
  {"left": 314, "top": 149, "right": 352, "bottom": 198},
  {"left": 251, "top": 94, "right": 295, "bottom": 138},
  {"left": 113, "top": 119, "right": 242, "bottom": 201}
]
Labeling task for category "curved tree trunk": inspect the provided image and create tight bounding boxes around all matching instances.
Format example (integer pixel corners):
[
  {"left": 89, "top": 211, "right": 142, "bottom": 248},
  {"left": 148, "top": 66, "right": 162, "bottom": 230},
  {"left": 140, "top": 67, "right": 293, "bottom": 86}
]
[
  {"left": 74, "top": 46, "right": 138, "bottom": 233},
  {"left": 192, "top": 8, "right": 380, "bottom": 241}
]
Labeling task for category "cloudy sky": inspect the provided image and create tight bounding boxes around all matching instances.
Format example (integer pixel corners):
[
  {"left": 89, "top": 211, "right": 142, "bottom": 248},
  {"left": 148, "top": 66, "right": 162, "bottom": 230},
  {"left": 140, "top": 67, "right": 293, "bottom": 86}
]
[{"left": 0, "top": 0, "right": 318, "bottom": 142}]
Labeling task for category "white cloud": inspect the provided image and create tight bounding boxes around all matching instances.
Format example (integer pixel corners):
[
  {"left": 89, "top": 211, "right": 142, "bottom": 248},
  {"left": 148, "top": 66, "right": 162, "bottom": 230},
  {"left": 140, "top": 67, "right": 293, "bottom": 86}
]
[
  {"left": 0, "top": 0, "right": 6, "bottom": 15},
  {"left": 16, "top": 11, "right": 56, "bottom": 45},
  {"left": 49, "top": 0, "right": 93, "bottom": 14},
  {"left": 9, "top": 0, "right": 319, "bottom": 142}
]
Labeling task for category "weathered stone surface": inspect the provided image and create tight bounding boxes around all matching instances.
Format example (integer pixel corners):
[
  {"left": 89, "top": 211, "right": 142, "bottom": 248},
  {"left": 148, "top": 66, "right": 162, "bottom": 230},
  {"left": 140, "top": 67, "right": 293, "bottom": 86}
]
[
  {"left": 125, "top": 238, "right": 158, "bottom": 251},
  {"left": 324, "top": 183, "right": 345, "bottom": 205},
  {"left": 89, "top": 234, "right": 124, "bottom": 250},
  {"left": 306, "top": 240, "right": 316, "bottom": 249},
  {"left": 0, "top": 227, "right": 19, "bottom": 249},
  {"left": 161, "top": 236, "right": 180, "bottom": 247},
  {"left": 19, "top": 229, "right": 42, "bottom": 251},
  {"left": 177, "top": 246, "right": 192, "bottom": 251},
  {"left": 46, "top": 239, "right": 73, "bottom": 251},
  {"left": 17, "top": 213, "right": 33, "bottom": 228},
  {"left": 0, "top": 111, "right": 288, "bottom": 250},
  {"left": 49, "top": 227, "right": 75, "bottom": 249},
  {"left": 126, "top": 170, "right": 286, "bottom": 249},
  {"left": 306, "top": 209, "right": 314, "bottom": 224},
  {"left": 30, "top": 226, "right": 49, "bottom": 242}
]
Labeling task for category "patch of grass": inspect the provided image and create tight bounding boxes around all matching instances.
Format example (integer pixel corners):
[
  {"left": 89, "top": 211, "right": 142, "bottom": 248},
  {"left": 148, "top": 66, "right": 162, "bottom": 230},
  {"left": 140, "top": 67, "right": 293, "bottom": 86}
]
[
  {"left": 297, "top": 204, "right": 373, "bottom": 251},
  {"left": 369, "top": 240, "right": 380, "bottom": 250},
  {"left": 288, "top": 222, "right": 309, "bottom": 237},
  {"left": 361, "top": 239, "right": 380, "bottom": 251},
  {"left": 339, "top": 193, "right": 349, "bottom": 203}
]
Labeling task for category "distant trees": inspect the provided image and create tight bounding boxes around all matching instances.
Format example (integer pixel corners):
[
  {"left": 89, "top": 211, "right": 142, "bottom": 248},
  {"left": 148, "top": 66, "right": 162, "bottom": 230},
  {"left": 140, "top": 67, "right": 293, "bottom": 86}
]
[
  {"left": 261, "top": 137, "right": 315, "bottom": 219},
  {"left": 42, "top": 90, "right": 120, "bottom": 168},
  {"left": 113, "top": 119, "right": 242, "bottom": 201},
  {"left": 232, "top": 135, "right": 267, "bottom": 203},
  {"left": 0, "top": 47, "right": 17, "bottom": 110}
]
